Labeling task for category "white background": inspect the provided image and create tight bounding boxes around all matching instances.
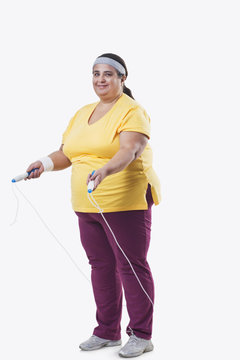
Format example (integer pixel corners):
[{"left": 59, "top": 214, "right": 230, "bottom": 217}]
[{"left": 0, "top": 0, "right": 239, "bottom": 359}]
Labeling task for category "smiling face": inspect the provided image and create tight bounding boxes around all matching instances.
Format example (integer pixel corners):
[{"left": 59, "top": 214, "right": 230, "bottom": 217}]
[{"left": 92, "top": 63, "right": 126, "bottom": 102}]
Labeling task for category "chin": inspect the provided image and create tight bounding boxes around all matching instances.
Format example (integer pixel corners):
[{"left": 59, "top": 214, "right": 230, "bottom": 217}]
[{"left": 96, "top": 89, "right": 110, "bottom": 97}]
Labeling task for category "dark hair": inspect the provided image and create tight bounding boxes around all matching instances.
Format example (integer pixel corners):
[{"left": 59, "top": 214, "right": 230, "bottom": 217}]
[{"left": 97, "top": 53, "right": 135, "bottom": 100}]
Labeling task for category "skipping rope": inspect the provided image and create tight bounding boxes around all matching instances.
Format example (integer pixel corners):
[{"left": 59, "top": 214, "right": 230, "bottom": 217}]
[{"left": 11, "top": 168, "right": 154, "bottom": 308}]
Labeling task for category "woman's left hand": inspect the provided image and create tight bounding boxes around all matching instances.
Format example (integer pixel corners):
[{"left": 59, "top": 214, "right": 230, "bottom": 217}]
[{"left": 86, "top": 168, "right": 108, "bottom": 191}]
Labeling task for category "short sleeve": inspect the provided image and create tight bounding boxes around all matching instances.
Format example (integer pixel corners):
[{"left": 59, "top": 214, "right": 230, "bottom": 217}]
[
  {"left": 117, "top": 106, "right": 151, "bottom": 139},
  {"left": 61, "top": 112, "right": 77, "bottom": 144}
]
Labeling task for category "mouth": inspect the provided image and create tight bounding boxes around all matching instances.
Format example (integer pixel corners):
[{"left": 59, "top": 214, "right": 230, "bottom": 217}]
[{"left": 96, "top": 84, "right": 108, "bottom": 89}]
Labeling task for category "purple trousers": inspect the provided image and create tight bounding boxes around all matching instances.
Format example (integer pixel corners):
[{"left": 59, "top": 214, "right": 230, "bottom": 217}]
[{"left": 75, "top": 184, "right": 155, "bottom": 341}]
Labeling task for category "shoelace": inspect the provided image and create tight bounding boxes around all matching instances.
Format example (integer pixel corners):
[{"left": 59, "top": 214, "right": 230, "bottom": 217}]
[{"left": 128, "top": 334, "right": 140, "bottom": 345}]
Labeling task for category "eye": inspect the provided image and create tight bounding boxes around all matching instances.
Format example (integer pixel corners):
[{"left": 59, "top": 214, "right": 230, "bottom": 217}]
[{"left": 93, "top": 73, "right": 100, "bottom": 77}]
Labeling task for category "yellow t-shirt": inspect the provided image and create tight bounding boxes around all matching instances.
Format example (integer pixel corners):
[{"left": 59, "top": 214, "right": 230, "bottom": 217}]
[{"left": 62, "top": 93, "right": 161, "bottom": 213}]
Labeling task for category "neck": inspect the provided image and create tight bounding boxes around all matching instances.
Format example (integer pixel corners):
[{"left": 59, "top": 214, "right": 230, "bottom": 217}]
[{"left": 99, "top": 92, "right": 123, "bottom": 105}]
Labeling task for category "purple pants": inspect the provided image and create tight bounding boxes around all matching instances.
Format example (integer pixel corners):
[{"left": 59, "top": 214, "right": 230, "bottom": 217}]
[{"left": 75, "top": 184, "right": 155, "bottom": 341}]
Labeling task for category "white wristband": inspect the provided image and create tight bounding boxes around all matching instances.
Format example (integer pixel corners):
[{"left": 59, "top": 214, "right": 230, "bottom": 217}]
[{"left": 38, "top": 156, "right": 54, "bottom": 171}]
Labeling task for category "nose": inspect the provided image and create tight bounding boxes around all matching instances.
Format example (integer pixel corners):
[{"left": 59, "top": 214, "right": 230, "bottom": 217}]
[{"left": 98, "top": 74, "right": 106, "bottom": 83}]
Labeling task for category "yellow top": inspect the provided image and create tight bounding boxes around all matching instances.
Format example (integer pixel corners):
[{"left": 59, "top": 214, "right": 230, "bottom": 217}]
[{"left": 62, "top": 93, "right": 161, "bottom": 213}]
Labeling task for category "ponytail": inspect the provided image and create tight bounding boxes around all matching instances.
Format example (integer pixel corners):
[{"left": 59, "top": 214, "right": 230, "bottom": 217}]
[{"left": 123, "top": 84, "right": 134, "bottom": 100}]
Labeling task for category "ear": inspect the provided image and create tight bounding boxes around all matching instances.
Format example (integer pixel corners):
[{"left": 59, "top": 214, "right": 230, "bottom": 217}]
[{"left": 121, "top": 75, "right": 127, "bottom": 85}]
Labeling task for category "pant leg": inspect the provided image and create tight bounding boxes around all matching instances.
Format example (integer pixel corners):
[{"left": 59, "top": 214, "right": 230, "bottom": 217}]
[
  {"left": 99, "top": 184, "right": 155, "bottom": 340},
  {"left": 75, "top": 211, "right": 122, "bottom": 340}
]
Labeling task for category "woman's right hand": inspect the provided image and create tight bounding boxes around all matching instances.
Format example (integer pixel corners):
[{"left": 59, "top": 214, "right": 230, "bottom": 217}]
[{"left": 24, "top": 161, "right": 44, "bottom": 180}]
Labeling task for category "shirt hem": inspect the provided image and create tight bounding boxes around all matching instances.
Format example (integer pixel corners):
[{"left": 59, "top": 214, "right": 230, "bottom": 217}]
[{"left": 73, "top": 204, "right": 151, "bottom": 213}]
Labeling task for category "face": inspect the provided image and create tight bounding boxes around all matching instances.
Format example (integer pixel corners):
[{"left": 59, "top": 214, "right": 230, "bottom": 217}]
[{"left": 92, "top": 63, "right": 126, "bottom": 101}]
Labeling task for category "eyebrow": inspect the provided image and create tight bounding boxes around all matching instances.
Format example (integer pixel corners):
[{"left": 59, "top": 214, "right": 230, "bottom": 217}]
[{"left": 93, "top": 70, "right": 114, "bottom": 73}]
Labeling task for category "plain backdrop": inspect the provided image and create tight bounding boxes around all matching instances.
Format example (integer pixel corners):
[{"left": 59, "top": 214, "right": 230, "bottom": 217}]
[{"left": 0, "top": 1, "right": 239, "bottom": 359}]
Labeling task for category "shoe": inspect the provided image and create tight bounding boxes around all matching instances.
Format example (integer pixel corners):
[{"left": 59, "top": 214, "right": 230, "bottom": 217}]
[
  {"left": 118, "top": 334, "right": 154, "bottom": 358},
  {"left": 79, "top": 335, "right": 122, "bottom": 351}
]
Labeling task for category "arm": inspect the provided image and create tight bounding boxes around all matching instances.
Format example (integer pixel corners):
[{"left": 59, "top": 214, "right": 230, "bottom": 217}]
[
  {"left": 87, "top": 131, "right": 148, "bottom": 189},
  {"left": 25, "top": 144, "right": 72, "bottom": 180},
  {"left": 102, "top": 131, "right": 148, "bottom": 176},
  {"left": 48, "top": 144, "right": 72, "bottom": 170}
]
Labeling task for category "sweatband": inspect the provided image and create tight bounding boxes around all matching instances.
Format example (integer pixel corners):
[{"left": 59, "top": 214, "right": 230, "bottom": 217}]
[
  {"left": 38, "top": 156, "right": 54, "bottom": 171},
  {"left": 93, "top": 57, "right": 126, "bottom": 75}
]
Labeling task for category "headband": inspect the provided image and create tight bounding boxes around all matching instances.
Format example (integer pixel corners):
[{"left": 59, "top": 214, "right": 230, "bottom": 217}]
[{"left": 93, "top": 57, "right": 126, "bottom": 75}]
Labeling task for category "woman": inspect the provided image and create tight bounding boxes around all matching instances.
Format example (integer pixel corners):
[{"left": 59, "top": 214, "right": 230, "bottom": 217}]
[{"left": 25, "top": 53, "right": 161, "bottom": 358}]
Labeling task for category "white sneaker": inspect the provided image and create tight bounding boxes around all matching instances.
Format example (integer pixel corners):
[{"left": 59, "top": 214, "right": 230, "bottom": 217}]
[
  {"left": 118, "top": 334, "right": 154, "bottom": 358},
  {"left": 79, "top": 335, "right": 122, "bottom": 351}
]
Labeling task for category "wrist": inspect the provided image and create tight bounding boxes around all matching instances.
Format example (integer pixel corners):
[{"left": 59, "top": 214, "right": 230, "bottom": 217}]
[
  {"left": 38, "top": 156, "right": 54, "bottom": 171},
  {"left": 101, "top": 165, "right": 110, "bottom": 177}
]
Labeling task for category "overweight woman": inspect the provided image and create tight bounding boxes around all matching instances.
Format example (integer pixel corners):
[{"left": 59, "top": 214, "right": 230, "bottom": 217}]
[{"left": 25, "top": 53, "right": 161, "bottom": 358}]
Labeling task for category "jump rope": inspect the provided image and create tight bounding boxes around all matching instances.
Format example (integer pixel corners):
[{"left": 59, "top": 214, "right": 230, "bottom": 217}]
[{"left": 11, "top": 168, "right": 154, "bottom": 308}]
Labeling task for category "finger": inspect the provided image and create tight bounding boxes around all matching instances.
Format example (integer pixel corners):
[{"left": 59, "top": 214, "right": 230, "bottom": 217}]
[
  {"left": 26, "top": 163, "right": 37, "bottom": 173},
  {"left": 29, "top": 168, "right": 38, "bottom": 179},
  {"left": 33, "top": 170, "right": 39, "bottom": 178},
  {"left": 31, "top": 171, "right": 36, "bottom": 178},
  {"left": 34, "top": 169, "right": 41, "bottom": 178},
  {"left": 27, "top": 172, "right": 34, "bottom": 179},
  {"left": 39, "top": 164, "right": 44, "bottom": 175},
  {"left": 27, "top": 171, "right": 33, "bottom": 179},
  {"left": 90, "top": 172, "right": 98, "bottom": 181},
  {"left": 26, "top": 161, "right": 42, "bottom": 173},
  {"left": 26, "top": 163, "right": 33, "bottom": 171},
  {"left": 26, "top": 166, "right": 34, "bottom": 173},
  {"left": 25, "top": 166, "right": 35, "bottom": 178},
  {"left": 89, "top": 172, "right": 98, "bottom": 185},
  {"left": 93, "top": 176, "right": 101, "bottom": 190}
]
